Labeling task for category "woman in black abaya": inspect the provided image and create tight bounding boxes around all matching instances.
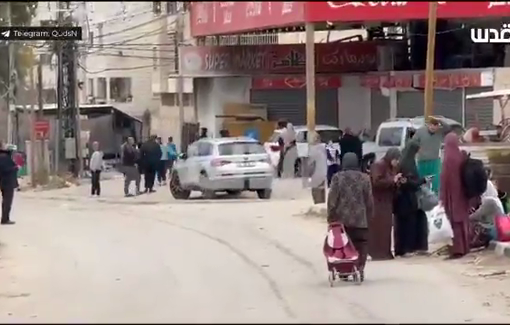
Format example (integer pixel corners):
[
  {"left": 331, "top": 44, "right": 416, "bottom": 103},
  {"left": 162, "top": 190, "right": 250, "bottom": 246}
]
[{"left": 393, "top": 140, "right": 429, "bottom": 257}]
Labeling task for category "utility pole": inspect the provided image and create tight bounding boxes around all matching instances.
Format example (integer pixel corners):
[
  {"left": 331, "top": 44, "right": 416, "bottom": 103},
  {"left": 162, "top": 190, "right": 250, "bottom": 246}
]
[
  {"left": 176, "top": 10, "right": 185, "bottom": 151},
  {"left": 5, "top": 1, "right": 13, "bottom": 144},
  {"left": 424, "top": 2, "right": 438, "bottom": 118},
  {"left": 305, "top": 23, "right": 316, "bottom": 139},
  {"left": 37, "top": 54, "right": 48, "bottom": 183},
  {"left": 29, "top": 63, "right": 36, "bottom": 187}
]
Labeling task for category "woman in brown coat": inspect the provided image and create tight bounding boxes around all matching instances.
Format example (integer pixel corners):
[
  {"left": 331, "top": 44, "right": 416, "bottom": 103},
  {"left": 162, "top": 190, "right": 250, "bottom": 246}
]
[{"left": 369, "top": 148, "right": 401, "bottom": 260}]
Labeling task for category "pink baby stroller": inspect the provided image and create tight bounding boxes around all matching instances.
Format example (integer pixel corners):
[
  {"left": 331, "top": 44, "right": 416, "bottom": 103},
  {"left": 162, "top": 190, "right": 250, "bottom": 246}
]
[{"left": 323, "top": 222, "right": 362, "bottom": 286}]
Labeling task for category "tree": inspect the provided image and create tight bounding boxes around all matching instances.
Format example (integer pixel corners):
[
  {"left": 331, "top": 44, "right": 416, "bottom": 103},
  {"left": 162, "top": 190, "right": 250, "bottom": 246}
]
[{"left": 0, "top": 2, "right": 38, "bottom": 98}]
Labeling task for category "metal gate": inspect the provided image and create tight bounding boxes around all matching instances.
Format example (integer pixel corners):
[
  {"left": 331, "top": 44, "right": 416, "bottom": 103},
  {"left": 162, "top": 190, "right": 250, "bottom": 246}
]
[
  {"left": 397, "top": 89, "right": 463, "bottom": 122},
  {"left": 464, "top": 87, "right": 494, "bottom": 128},
  {"left": 250, "top": 89, "right": 339, "bottom": 126},
  {"left": 370, "top": 89, "right": 390, "bottom": 134}
]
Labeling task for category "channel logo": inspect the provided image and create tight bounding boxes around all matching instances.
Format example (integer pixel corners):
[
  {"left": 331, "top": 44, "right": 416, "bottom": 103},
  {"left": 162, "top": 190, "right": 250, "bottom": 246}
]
[{"left": 0, "top": 30, "right": 10, "bottom": 38}]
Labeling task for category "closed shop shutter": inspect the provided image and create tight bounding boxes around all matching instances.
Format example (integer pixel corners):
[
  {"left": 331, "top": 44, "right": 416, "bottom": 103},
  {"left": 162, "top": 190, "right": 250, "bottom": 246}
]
[
  {"left": 250, "top": 89, "right": 339, "bottom": 126},
  {"left": 370, "top": 89, "right": 390, "bottom": 133},
  {"left": 397, "top": 89, "right": 462, "bottom": 122},
  {"left": 465, "top": 87, "right": 494, "bottom": 128}
]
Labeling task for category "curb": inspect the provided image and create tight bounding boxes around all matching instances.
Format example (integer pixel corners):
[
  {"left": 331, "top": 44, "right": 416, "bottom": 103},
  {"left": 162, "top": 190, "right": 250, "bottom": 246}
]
[{"left": 488, "top": 240, "right": 510, "bottom": 258}]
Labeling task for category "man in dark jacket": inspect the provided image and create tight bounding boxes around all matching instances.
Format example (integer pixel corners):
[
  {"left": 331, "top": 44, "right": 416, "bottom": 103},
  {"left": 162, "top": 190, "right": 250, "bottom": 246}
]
[
  {"left": 141, "top": 135, "right": 162, "bottom": 193},
  {"left": 122, "top": 137, "right": 141, "bottom": 197},
  {"left": 339, "top": 127, "right": 363, "bottom": 164},
  {"left": 0, "top": 144, "right": 18, "bottom": 225}
]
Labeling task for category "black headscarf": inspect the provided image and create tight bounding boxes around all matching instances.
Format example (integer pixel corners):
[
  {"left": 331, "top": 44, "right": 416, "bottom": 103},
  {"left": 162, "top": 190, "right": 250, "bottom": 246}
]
[
  {"left": 399, "top": 140, "right": 420, "bottom": 177},
  {"left": 341, "top": 152, "right": 360, "bottom": 171}
]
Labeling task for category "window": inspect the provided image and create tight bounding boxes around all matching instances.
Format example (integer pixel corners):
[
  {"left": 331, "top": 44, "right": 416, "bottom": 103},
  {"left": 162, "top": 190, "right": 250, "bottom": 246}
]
[
  {"left": 166, "top": 2, "right": 177, "bottom": 14},
  {"left": 297, "top": 130, "right": 342, "bottom": 143},
  {"left": 218, "top": 142, "right": 265, "bottom": 156},
  {"left": 40, "top": 53, "right": 52, "bottom": 65},
  {"left": 110, "top": 77, "right": 132, "bottom": 103},
  {"left": 183, "top": 93, "right": 193, "bottom": 106},
  {"left": 97, "top": 78, "right": 107, "bottom": 99},
  {"left": 153, "top": 1, "right": 162, "bottom": 14},
  {"left": 377, "top": 127, "right": 404, "bottom": 147},
  {"left": 197, "top": 142, "right": 213, "bottom": 157},
  {"left": 87, "top": 78, "right": 94, "bottom": 97},
  {"left": 152, "top": 46, "right": 157, "bottom": 70}
]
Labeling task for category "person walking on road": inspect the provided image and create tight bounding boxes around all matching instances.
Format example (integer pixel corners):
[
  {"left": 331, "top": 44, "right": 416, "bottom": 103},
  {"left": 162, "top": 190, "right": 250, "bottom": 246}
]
[
  {"left": 167, "top": 137, "right": 178, "bottom": 173},
  {"left": 368, "top": 148, "right": 401, "bottom": 260},
  {"left": 0, "top": 142, "right": 18, "bottom": 225},
  {"left": 327, "top": 152, "right": 373, "bottom": 282},
  {"left": 440, "top": 133, "right": 471, "bottom": 259},
  {"left": 141, "top": 135, "right": 162, "bottom": 193},
  {"left": 339, "top": 127, "right": 362, "bottom": 164},
  {"left": 412, "top": 116, "right": 451, "bottom": 194},
  {"left": 122, "top": 137, "right": 141, "bottom": 197},
  {"left": 156, "top": 137, "right": 168, "bottom": 186},
  {"left": 89, "top": 141, "right": 104, "bottom": 197}
]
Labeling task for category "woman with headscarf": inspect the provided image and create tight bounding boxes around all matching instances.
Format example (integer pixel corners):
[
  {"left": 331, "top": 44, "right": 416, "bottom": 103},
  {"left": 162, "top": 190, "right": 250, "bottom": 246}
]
[
  {"left": 469, "top": 179, "right": 505, "bottom": 249},
  {"left": 368, "top": 148, "right": 401, "bottom": 260},
  {"left": 308, "top": 131, "right": 327, "bottom": 204},
  {"left": 440, "top": 133, "right": 471, "bottom": 258},
  {"left": 393, "top": 140, "right": 429, "bottom": 257},
  {"left": 278, "top": 123, "right": 298, "bottom": 178},
  {"left": 327, "top": 152, "right": 373, "bottom": 281}
]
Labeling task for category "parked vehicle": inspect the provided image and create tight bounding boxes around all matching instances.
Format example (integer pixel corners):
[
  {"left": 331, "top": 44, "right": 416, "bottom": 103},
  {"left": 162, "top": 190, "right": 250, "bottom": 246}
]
[
  {"left": 169, "top": 137, "right": 274, "bottom": 200},
  {"left": 264, "top": 125, "right": 341, "bottom": 175},
  {"left": 364, "top": 116, "right": 465, "bottom": 162}
]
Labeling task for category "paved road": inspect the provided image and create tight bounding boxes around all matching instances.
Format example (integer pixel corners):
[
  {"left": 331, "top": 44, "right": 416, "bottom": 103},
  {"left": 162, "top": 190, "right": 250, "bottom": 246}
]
[{"left": 1, "top": 178, "right": 510, "bottom": 322}]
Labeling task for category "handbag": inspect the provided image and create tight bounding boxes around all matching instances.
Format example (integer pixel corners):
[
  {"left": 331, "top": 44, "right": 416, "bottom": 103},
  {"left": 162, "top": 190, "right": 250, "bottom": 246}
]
[
  {"left": 417, "top": 185, "right": 439, "bottom": 212},
  {"left": 495, "top": 215, "right": 510, "bottom": 242}
]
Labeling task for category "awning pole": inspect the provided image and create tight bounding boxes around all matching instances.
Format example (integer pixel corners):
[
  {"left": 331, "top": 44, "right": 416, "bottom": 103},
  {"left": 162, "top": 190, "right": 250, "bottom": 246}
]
[
  {"left": 424, "top": 2, "right": 438, "bottom": 118},
  {"left": 305, "top": 23, "right": 316, "bottom": 138}
]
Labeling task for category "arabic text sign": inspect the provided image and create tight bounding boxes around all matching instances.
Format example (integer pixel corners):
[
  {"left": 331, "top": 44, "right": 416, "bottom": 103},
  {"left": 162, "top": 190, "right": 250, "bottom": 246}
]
[
  {"left": 252, "top": 76, "right": 342, "bottom": 89},
  {"left": 471, "top": 25, "right": 510, "bottom": 43},
  {"left": 415, "top": 72, "right": 483, "bottom": 89},
  {"left": 190, "top": 2, "right": 305, "bottom": 37},
  {"left": 360, "top": 74, "right": 413, "bottom": 88},
  {"left": 306, "top": 2, "right": 510, "bottom": 22},
  {"left": 179, "top": 43, "right": 379, "bottom": 76}
]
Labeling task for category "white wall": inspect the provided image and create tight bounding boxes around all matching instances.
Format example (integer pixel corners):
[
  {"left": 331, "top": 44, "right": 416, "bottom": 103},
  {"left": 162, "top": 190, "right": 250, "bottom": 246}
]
[
  {"left": 195, "top": 77, "right": 252, "bottom": 137},
  {"left": 337, "top": 76, "right": 371, "bottom": 133}
]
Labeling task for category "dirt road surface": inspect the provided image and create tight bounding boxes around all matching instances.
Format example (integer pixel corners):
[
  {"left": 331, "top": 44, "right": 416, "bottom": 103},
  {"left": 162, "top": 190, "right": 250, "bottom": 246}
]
[{"left": 1, "top": 178, "right": 510, "bottom": 323}]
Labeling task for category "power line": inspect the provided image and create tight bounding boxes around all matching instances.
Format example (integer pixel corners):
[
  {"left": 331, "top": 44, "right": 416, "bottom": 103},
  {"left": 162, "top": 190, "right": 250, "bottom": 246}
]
[
  {"left": 78, "top": 62, "right": 177, "bottom": 74},
  {"left": 90, "top": 14, "right": 168, "bottom": 40}
]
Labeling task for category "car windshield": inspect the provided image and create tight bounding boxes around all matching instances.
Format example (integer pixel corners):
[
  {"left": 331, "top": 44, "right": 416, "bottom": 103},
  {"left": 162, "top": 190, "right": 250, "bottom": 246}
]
[
  {"left": 299, "top": 129, "right": 342, "bottom": 143},
  {"left": 218, "top": 142, "right": 266, "bottom": 156},
  {"left": 378, "top": 127, "right": 403, "bottom": 147}
]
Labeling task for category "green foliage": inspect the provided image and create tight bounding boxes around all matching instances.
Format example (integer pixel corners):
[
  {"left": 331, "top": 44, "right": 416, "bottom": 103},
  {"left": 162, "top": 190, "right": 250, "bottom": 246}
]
[{"left": 0, "top": 2, "right": 38, "bottom": 95}]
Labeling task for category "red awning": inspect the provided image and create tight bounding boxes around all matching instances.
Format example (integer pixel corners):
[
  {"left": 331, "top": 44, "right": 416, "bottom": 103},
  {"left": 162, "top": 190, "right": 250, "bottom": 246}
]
[
  {"left": 306, "top": 2, "right": 510, "bottom": 23},
  {"left": 190, "top": 2, "right": 510, "bottom": 37}
]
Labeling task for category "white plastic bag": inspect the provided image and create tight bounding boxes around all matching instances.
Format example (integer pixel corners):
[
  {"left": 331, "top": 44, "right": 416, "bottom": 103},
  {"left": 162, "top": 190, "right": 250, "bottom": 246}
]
[{"left": 427, "top": 205, "right": 454, "bottom": 244}]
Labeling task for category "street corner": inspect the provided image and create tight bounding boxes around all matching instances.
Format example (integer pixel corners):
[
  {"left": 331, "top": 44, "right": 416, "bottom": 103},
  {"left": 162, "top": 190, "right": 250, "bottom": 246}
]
[{"left": 488, "top": 241, "right": 510, "bottom": 259}]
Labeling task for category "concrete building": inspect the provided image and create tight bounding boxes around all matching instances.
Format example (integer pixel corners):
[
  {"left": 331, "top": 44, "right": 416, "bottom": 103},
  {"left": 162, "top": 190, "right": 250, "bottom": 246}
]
[{"left": 31, "top": 1, "right": 194, "bottom": 145}]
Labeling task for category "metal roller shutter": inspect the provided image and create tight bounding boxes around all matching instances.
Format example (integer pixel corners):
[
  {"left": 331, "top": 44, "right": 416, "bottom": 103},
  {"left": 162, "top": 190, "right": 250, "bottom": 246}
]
[
  {"left": 370, "top": 89, "right": 390, "bottom": 133},
  {"left": 250, "top": 89, "right": 339, "bottom": 126},
  {"left": 397, "top": 89, "right": 462, "bottom": 122},
  {"left": 465, "top": 87, "right": 494, "bottom": 128},
  {"left": 397, "top": 91, "right": 423, "bottom": 118}
]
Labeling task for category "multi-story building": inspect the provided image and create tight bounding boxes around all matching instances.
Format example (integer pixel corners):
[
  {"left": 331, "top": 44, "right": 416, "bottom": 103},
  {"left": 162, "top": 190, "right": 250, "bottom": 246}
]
[{"left": 31, "top": 1, "right": 195, "bottom": 145}]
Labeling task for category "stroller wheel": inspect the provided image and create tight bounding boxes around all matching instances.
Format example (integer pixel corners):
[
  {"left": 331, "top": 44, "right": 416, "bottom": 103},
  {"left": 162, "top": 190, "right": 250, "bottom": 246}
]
[
  {"left": 353, "top": 270, "right": 362, "bottom": 285},
  {"left": 328, "top": 272, "right": 335, "bottom": 287}
]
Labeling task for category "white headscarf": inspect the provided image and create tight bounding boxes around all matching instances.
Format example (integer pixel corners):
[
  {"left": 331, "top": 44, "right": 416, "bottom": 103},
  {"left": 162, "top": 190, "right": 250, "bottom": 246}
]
[
  {"left": 283, "top": 123, "right": 296, "bottom": 146},
  {"left": 482, "top": 180, "right": 504, "bottom": 214}
]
